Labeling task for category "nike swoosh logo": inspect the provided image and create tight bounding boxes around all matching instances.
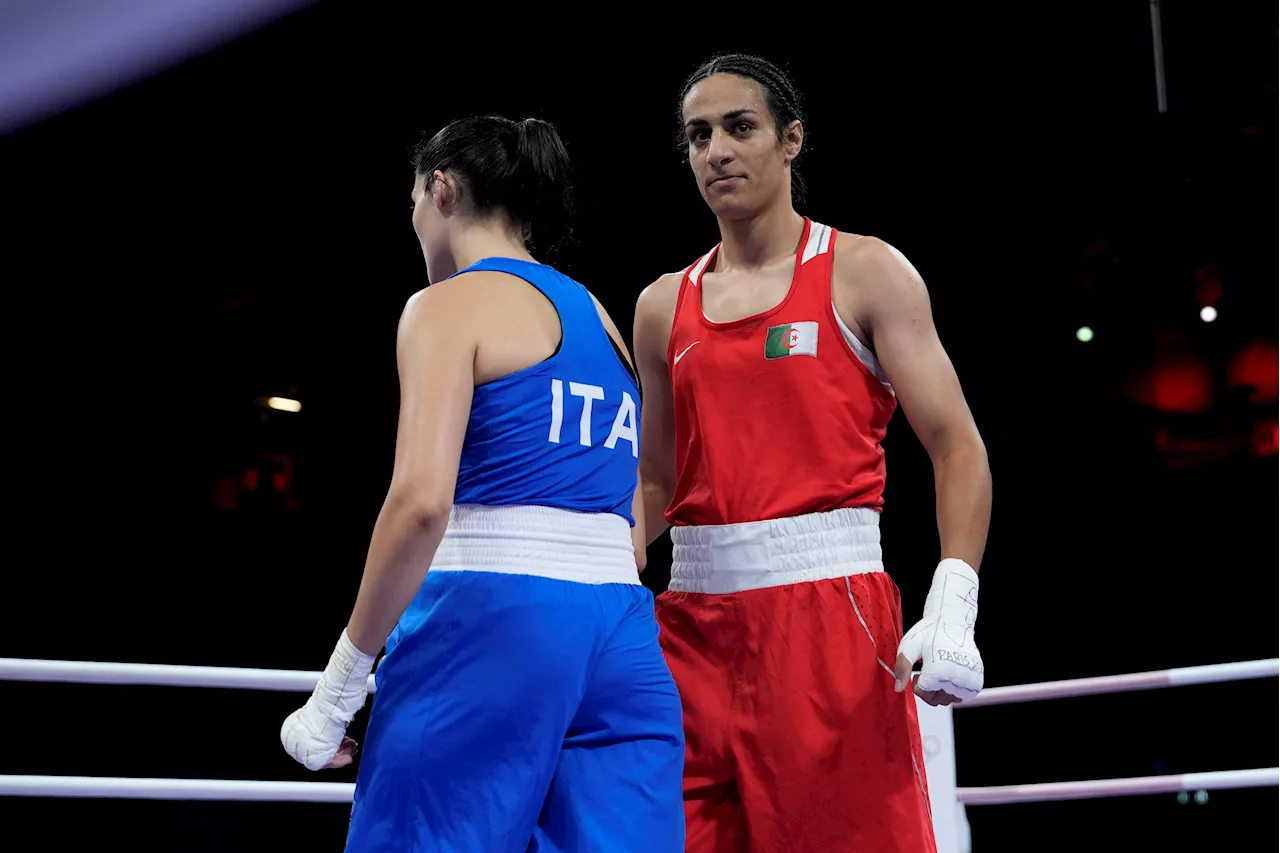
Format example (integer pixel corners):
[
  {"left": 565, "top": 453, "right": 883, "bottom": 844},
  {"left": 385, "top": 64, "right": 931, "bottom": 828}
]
[{"left": 673, "top": 341, "right": 701, "bottom": 365}]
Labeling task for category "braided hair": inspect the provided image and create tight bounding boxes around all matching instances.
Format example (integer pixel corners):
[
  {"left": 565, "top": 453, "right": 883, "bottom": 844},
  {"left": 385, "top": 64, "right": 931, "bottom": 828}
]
[{"left": 676, "top": 53, "right": 809, "bottom": 208}]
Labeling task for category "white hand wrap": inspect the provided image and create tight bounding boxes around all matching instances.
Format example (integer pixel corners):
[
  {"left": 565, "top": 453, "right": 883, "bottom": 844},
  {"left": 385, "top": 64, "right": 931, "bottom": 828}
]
[
  {"left": 897, "top": 558, "right": 984, "bottom": 701},
  {"left": 280, "top": 630, "right": 376, "bottom": 771}
]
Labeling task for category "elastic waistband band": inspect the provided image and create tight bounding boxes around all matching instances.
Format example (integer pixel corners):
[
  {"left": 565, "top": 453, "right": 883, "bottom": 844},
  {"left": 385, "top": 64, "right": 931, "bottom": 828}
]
[
  {"left": 431, "top": 504, "right": 640, "bottom": 585},
  {"left": 668, "top": 507, "right": 883, "bottom": 594}
]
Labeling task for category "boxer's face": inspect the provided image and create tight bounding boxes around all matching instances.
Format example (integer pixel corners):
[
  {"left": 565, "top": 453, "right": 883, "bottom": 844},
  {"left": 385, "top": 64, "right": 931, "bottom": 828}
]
[
  {"left": 411, "top": 170, "right": 456, "bottom": 284},
  {"left": 681, "top": 73, "right": 802, "bottom": 220}
]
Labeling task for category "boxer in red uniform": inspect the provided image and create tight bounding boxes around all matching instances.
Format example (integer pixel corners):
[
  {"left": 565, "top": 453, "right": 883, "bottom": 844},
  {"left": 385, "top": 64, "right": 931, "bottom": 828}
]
[{"left": 634, "top": 54, "right": 993, "bottom": 852}]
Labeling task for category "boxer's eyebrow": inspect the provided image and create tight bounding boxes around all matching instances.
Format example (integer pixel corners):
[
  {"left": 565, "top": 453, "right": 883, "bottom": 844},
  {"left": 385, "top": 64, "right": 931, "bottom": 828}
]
[{"left": 684, "top": 108, "right": 759, "bottom": 130}]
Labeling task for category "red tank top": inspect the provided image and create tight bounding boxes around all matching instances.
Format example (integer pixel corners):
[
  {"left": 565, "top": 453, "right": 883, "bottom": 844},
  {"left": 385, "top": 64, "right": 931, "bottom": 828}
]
[{"left": 664, "top": 218, "right": 898, "bottom": 527}]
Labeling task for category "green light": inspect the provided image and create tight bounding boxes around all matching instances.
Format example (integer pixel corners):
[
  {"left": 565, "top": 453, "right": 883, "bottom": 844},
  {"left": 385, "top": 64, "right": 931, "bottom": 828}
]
[{"left": 1076, "top": 326, "right": 1094, "bottom": 343}]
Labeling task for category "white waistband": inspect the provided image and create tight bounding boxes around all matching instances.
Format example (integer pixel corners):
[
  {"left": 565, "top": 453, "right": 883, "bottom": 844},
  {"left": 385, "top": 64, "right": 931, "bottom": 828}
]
[
  {"left": 430, "top": 504, "right": 640, "bottom": 585},
  {"left": 668, "top": 507, "right": 883, "bottom": 594}
]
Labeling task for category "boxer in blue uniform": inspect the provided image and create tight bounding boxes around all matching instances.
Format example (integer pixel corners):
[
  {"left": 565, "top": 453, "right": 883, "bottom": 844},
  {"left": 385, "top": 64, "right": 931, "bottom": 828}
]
[{"left": 280, "top": 114, "right": 685, "bottom": 852}]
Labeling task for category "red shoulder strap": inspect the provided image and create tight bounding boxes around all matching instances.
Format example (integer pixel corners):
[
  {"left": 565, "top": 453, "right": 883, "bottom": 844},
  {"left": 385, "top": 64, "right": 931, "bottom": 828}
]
[
  {"left": 792, "top": 219, "right": 837, "bottom": 307},
  {"left": 666, "top": 246, "right": 718, "bottom": 364}
]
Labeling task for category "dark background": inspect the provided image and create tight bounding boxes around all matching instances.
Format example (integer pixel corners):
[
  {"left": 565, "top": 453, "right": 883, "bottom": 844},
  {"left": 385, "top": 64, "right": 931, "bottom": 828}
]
[{"left": 6, "top": 3, "right": 1277, "bottom": 851}]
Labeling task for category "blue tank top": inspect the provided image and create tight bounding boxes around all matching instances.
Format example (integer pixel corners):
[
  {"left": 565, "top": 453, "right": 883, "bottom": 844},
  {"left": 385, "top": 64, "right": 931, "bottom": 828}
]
[{"left": 449, "top": 257, "right": 641, "bottom": 525}]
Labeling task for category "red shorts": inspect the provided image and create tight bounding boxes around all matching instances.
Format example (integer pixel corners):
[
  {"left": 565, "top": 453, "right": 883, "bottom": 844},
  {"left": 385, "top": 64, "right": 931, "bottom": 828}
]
[{"left": 656, "top": 509, "right": 936, "bottom": 853}]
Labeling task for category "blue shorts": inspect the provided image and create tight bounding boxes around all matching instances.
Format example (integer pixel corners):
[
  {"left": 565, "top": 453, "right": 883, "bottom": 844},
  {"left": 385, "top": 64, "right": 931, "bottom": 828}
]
[{"left": 344, "top": 570, "right": 686, "bottom": 852}]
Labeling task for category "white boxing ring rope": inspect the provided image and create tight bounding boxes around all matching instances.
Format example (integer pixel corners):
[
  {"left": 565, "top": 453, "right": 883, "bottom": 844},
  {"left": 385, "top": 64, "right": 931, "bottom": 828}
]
[
  {"left": 1, "top": 656, "right": 1276, "bottom": 807},
  {"left": 1, "top": 768, "right": 1275, "bottom": 806},
  {"left": 953, "top": 657, "right": 1279, "bottom": 708},
  {"left": 0, "top": 657, "right": 378, "bottom": 694}
]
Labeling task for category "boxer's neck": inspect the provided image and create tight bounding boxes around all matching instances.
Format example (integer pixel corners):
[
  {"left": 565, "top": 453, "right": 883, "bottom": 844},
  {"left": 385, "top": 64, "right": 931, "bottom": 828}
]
[{"left": 713, "top": 204, "right": 805, "bottom": 273}]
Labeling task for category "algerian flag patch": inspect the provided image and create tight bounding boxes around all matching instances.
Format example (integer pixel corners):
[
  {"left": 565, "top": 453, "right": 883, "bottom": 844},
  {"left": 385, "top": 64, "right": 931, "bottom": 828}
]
[{"left": 765, "top": 321, "right": 818, "bottom": 359}]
